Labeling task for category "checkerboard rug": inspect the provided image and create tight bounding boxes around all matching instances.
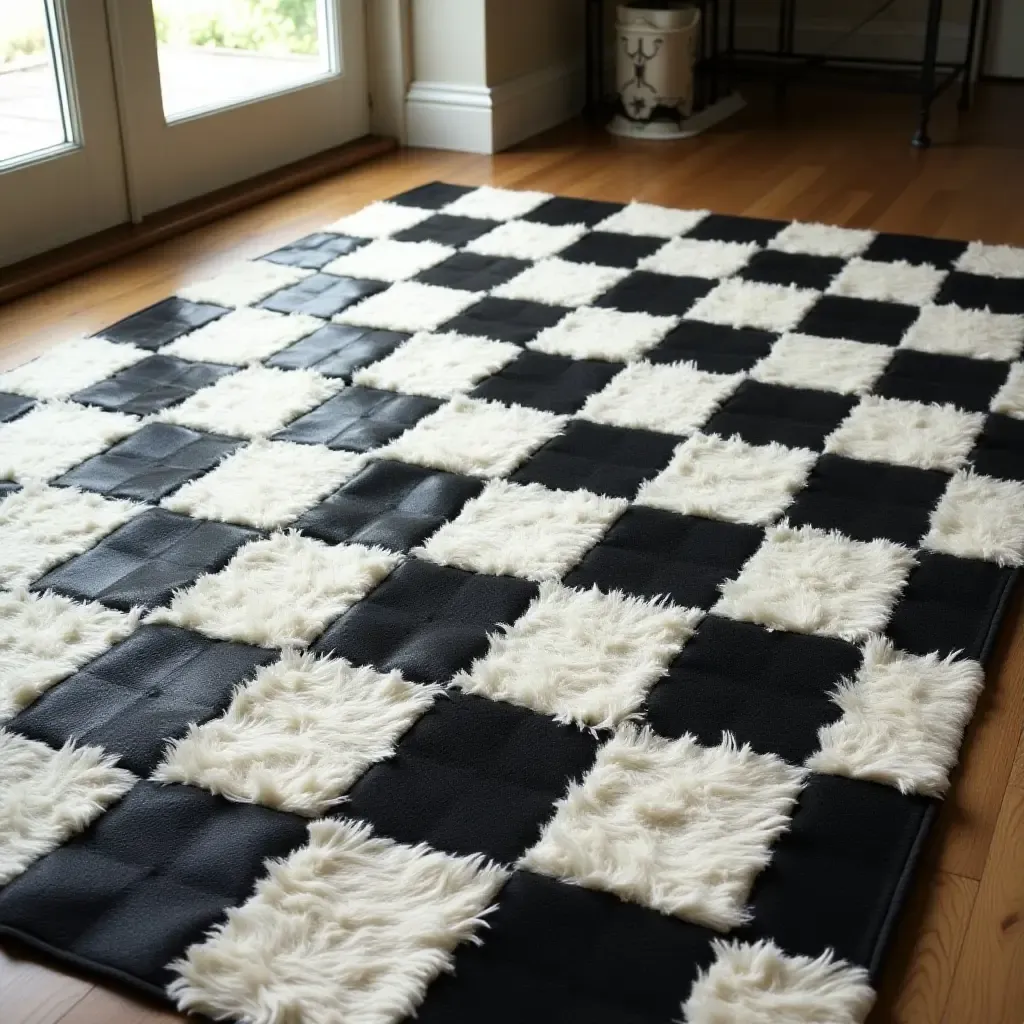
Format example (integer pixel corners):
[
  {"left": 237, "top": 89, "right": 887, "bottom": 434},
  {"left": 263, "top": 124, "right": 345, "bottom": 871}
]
[{"left": 1, "top": 182, "right": 1023, "bottom": 1024}]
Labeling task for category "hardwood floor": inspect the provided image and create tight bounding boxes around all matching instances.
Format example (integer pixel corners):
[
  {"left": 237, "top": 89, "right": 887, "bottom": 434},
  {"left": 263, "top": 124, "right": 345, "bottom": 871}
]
[{"left": 1, "top": 81, "right": 1023, "bottom": 1024}]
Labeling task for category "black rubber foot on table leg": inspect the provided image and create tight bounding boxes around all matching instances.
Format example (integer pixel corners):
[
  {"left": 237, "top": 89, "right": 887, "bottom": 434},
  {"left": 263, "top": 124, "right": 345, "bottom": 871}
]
[{"left": 911, "top": 128, "right": 932, "bottom": 149}]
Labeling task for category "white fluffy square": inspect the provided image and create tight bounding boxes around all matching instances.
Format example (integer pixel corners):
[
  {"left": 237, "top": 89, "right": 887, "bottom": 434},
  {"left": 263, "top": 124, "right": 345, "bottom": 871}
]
[
  {"left": 177, "top": 261, "right": 313, "bottom": 308},
  {"left": 162, "top": 308, "right": 322, "bottom": 366},
  {"left": 154, "top": 650, "right": 439, "bottom": 816},
  {"left": 769, "top": 221, "right": 876, "bottom": 258},
  {"left": 685, "top": 279, "right": 820, "bottom": 333},
  {"left": 955, "top": 241, "right": 1024, "bottom": 278},
  {"left": 751, "top": 333, "right": 892, "bottom": 394},
  {"left": 991, "top": 361, "right": 1024, "bottom": 419},
  {"left": 454, "top": 585, "right": 699, "bottom": 728},
  {"left": 491, "top": 257, "right": 629, "bottom": 307},
  {"left": 638, "top": 237, "right": 760, "bottom": 279},
  {"left": 415, "top": 480, "right": 627, "bottom": 583},
  {"left": 147, "top": 532, "right": 401, "bottom": 648},
  {"left": 0, "top": 401, "right": 140, "bottom": 483},
  {"left": 0, "top": 590, "right": 141, "bottom": 723},
  {"left": 522, "top": 726, "right": 805, "bottom": 929},
  {"left": 807, "top": 636, "right": 984, "bottom": 797},
  {"left": 335, "top": 282, "right": 483, "bottom": 333},
  {"left": 464, "top": 219, "right": 587, "bottom": 261},
  {"left": 162, "top": 439, "right": 365, "bottom": 529},
  {"left": 0, "top": 485, "right": 141, "bottom": 589},
  {"left": 594, "top": 202, "right": 709, "bottom": 238},
  {"left": 529, "top": 306, "right": 677, "bottom": 362},
  {"left": 352, "top": 332, "right": 519, "bottom": 399},
  {"left": 379, "top": 396, "right": 565, "bottom": 478},
  {"left": 0, "top": 336, "right": 147, "bottom": 400},
  {"left": 825, "top": 394, "right": 983, "bottom": 471},
  {"left": 827, "top": 258, "right": 947, "bottom": 305},
  {"left": 900, "top": 304, "right": 1024, "bottom": 361},
  {"left": 442, "top": 185, "right": 552, "bottom": 221},
  {"left": 923, "top": 469, "right": 1024, "bottom": 566},
  {"left": 715, "top": 523, "right": 916, "bottom": 642},
  {"left": 322, "top": 201, "right": 434, "bottom": 238},
  {"left": 159, "top": 365, "right": 341, "bottom": 439},
  {"left": 580, "top": 362, "right": 743, "bottom": 435},
  {"left": 637, "top": 433, "right": 817, "bottom": 525},
  {"left": 322, "top": 238, "right": 455, "bottom": 282},
  {"left": 168, "top": 818, "right": 507, "bottom": 1024}
]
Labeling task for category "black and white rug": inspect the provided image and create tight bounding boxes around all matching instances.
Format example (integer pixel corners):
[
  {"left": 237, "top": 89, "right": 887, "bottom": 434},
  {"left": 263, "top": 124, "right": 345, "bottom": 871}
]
[{"left": 1, "top": 182, "right": 1023, "bottom": 1024}]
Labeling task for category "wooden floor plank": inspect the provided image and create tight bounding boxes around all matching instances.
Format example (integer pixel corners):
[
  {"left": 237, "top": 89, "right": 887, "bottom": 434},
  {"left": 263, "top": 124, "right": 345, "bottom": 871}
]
[{"left": 0, "top": 948, "right": 91, "bottom": 1024}]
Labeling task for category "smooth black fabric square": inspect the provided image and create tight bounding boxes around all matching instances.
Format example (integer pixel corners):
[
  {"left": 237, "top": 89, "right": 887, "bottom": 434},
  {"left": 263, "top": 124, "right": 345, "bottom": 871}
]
[
  {"left": 739, "top": 249, "right": 846, "bottom": 290},
  {"left": 389, "top": 181, "right": 476, "bottom": 209},
  {"left": 741, "top": 774, "right": 932, "bottom": 967},
  {"left": 648, "top": 320, "right": 775, "bottom": 373},
  {"left": 72, "top": 354, "right": 236, "bottom": 416},
  {"left": 415, "top": 252, "right": 528, "bottom": 291},
  {"left": 970, "top": 413, "right": 1024, "bottom": 481},
  {"left": 565, "top": 508, "right": 763, "bottom": 609},
  {"left": 9, "top": 626, "right": 276, "bottom": 776},
  {"left": 97, "top": 298, "right": 228, "bottom": 351},
  {"left": 394, "top": 213, "right": 499, "bottom": 246},
  {"left": 595, "top": 271, "right": 713, "bottom": 316},
  {"left": 414, "top": 870, "right": 717, "bottom": 1024},
  {"left": 523, "top": 196, "right": 623, "bottom": 227},
  {"left": 0, "top": 391, "right": 34, "bottom": 422},
  {"left": 274, "top": 387, "right": 440, "bottom": 451},
  {"left": 470, "top": 350, "right": 620, "bottom": 414},
  {"left": 33, "top": 508, "right": 256, "bottom": 611},
  {"left": 558, "top": 232, "right": 663, "bottom": 269},
  {"left": 511, "top": 421, "right": 678, "bottom": 499},
  {"left": 886, "top": 551, "right": 1016, "bottom": 660},
  {"left": 259, "top": 273, "right": 386, "bottom": 316},
  {"left": 260, "top": 232, "right": 366, "bottom": 269},
  {"left": 704, "top": 379, "right": 857, "bottom": 449},
  {"left": 797, "top": 295, "right": 919, "bottom": 345},
  {"left": 873, "top": 349, "right": 1009, "bottom": 411},
  {"left": 0, "top": 782, "right": 307, "bottom": 990},
  {"left": 645, "top": 615, "right": 860, "bottom": 764},
  {"left": 295, "top": 460, "right": 482, "bottom": 550},
  {"left": 786, "top": 454, "right": 950, "bottom": 546},
  {"left": 441, "top": 297, "right": 569, "bottom": 345},
  {"left": 56, "top": 423, "right": 240, "bottom": 502},
  {"left": 342, "top": 693, "right": 598, "bottom": 864},
  {"left": 862, "top": 232, "right": 967, "bottom": 268},
  {"left": 266, "top": 324, "right": 407, "bottom": 376},
  {"left": 685, "top": 213, "right": 786, "bottom": 245},
  {"left": 936, "top": 271, "right": 1024, "bottom": 315},
  {"left": 312, "top": 559, "right": 537, "bottom": 682}
]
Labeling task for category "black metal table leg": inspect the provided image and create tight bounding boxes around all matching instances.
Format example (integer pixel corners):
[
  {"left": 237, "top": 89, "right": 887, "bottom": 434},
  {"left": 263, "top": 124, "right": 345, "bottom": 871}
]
[
  {"left": 959, "top": 0, "right": 984, "bottom": 110},
  {"left": 913, "top": 0, "right": 944, "bottom": 148}
]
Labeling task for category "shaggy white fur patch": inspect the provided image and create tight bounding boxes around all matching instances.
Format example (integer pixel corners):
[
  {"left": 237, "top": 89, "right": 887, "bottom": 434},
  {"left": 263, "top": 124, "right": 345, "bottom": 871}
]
[
  {"left": 0, "top": 336, "right": 147, "bottom": 400},
  {"left": 379, "top": 396, "right": 565, "bottom": 478},
  {"left": 682, "top": 939, "right": 875, "bottom": 1024},
  {"left": 335, "top": 281, "right": 483, "bottom": 333},
  {"left": 522, "top": 726, "right": 805, "bottom": 929},
  {"left": 148, "top": 532, "right": 401, "bottom": 648},
  {"left": 900, "top": 304, "right": 1024, "bottom": 361},
  {"left": 154, "top": 650, "right": 439, "bottom": 815},
  {"left": 352, "top": 331, "right": 519, "bottom": 399},
  {"left": 955, "top": 240, "right": 1024, "bottom": 278},
  {"left": 0, "top": 590, "right": 141, "bottom": 723},
  {"left": 322, "top": 238, "right": 455, "bottom": 282},
  {"left": 415, "top": 480, "right": 627, "bottom": 583},
  {"left": 529, "top": 306, "right": 677, "bottom": 362},
  {"left": 769, "top": 221, "right": 876, "bottom": 258},
  {"left": 751, "top": 333, "right": 893, "bottom": 395},
  {"left": 825, "top": 394, "right": 983, "bottom": 471},
  {"left": 637, "top": 433, "right": 817, "bottom": 526},
  {"left": 0, "top": 485, "right": 142, "bottom": 588},
  {"left": 0, "top": 731, "right": 136, "bottom": 886},
  {"left": 491, "top": 257, "right": 630, "bottom": 307},
  {"left": 160, "top": 365, "right": 341, "bottom": 439},
  {"left": 827, "top": 257, "right": 947, "bottom": 306},
  {"left": 923, "top": 469, "right": 1024, "bottom": 566},
  {"left": 991, "top": 361, "right": 1024, "bottom": 419},
  {"left": 168, "top": 817, "right": 508, "bottom": 1024},
  {"left": 580, "top": 361, "right": 742, "bottom": 435},
  {"left": 715, "top": 523, "right": 916, "bottom": 642},
  {"left": 177, "top": 260, "right": 313, "bottom": 308},
  {"left": 162, "top": 439, "right": 365, "bottom": 529},
  {"left": 464, "top": 219, "right": 587, "bottom": 261},
  {"left": 0, "top": 401, "right": 139, "bottom": 484},
  {"left": 442, "top": 184, "right": 552, "bottom": 221},
  {"left": 162, "top": 308, "right": 321, "bottom": 366},
  {"left": 322, "top": 201, "right": 434, "bottom": 238},
  {"left": 685, "top": 279, "right": 820, "bottom": 333},
  {"left": 594, "top": 202, "right": 709, "bottom": 238},
  {"left": 638, "top": 237, "right": 760, "bottom": 279},
  {"left": 807, "top": 636, "right": 984, "bottom": 797},
  {"left": 454, "top": 584, "right": 700, "bottom": 728}
]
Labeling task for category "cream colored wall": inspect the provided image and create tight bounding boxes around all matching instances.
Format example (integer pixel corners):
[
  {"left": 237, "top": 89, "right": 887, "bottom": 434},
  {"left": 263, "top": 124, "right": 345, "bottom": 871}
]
[
  {"left": 411, "top": 0, "right": 488, "bottom": 85},
  {"left": 484, "top": 0, "right": 585, "bottom": 86}
]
